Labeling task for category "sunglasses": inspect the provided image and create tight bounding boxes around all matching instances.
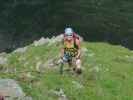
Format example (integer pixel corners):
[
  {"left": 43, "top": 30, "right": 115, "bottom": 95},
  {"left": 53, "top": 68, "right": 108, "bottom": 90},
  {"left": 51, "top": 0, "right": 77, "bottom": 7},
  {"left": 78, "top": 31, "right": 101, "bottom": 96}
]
[{"left": 66, "top": 34, "right": 73, "bottom": 37}]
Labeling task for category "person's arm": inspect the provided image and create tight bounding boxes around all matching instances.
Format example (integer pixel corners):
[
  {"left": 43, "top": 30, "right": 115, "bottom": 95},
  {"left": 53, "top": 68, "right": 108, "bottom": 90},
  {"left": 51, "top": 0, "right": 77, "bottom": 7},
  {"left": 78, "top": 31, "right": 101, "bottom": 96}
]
[
  {"left": 76, "top": 39, "right": 81, "bottom": 59},
  {"left": 60, "top": 48, "right": 64, "bottom": 58},
  {"left": 60, "top": 38, "right": 65, "bottom": 58}
]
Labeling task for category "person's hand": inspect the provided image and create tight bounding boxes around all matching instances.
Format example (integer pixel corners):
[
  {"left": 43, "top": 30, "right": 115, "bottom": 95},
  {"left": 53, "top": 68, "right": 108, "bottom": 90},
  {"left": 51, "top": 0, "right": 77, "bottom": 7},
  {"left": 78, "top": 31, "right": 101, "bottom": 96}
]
[
  {"left": 76, "top": 55, "right": 79, "bottom": 59},
  {"left": 58, "top": 57, "right": 64, "bottom": 64},
  {"left": 60, "top": 55, "right": 64, "bottom": 60}
]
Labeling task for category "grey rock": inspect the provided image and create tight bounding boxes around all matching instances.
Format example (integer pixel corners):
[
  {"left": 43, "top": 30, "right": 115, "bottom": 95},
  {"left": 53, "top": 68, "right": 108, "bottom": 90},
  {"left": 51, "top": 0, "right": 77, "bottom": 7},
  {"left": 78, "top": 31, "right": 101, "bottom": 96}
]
[
  {"left": 5, "top": 67, "right": 16, "bottom": 73},
  {"left": 34, "top": 37, "right": 49, "bottom": 46},
  {"left": 36, "top": 58, "right": 57, "bottom": 72},
  {"left": 14, "top": 47, "right": 27, "bottom": 53},
  {"left": 48, "top": 34, "right": 64, "bottom": 45},
  {"left": 23, "top": 96, "right": 32, "bottom": 100},
  {"left": 0, "top": 57, "right": 8, "bottom": 65},
  {"left": 0, "top": 66, "right": 16, "bottom": 73},
  {"left": 58, "top": 89, "right": 68, "bottom": 100},
  {"left": 35, "top": 61, "right": 43, "bottom": 72},
  {"left": 0, "top": 52, "right": 7, "bottom": 56},
  {"left": 0, "top": 79, "right": 25, "bottom": 100}
]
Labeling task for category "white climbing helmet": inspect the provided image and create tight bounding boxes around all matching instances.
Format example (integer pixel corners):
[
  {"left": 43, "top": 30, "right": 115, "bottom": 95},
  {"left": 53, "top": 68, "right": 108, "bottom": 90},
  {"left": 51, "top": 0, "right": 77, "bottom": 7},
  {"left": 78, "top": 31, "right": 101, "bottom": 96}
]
[{"left": 64, "top": 27, "right": 73, "bottom": 36}]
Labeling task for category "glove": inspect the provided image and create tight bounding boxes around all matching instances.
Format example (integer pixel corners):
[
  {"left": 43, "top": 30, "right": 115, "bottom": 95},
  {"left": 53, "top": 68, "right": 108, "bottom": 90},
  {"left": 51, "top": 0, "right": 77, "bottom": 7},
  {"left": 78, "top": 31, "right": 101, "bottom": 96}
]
[
  {"left": 58, "top": 58, "right": 64, "bottom": 64},
  {"left": 76, "top": 55, "right": 80, "bottom": 59}
]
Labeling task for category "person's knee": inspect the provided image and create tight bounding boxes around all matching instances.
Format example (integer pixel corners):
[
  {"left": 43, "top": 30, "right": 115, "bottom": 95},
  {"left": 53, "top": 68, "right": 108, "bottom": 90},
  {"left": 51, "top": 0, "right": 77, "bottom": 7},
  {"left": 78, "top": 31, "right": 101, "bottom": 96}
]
[
  {"left": 76, "top": 59, "right": 81, "bottom": 65},
  {"left": 75, "top": 59, "right": 81, "bottom": 69},
  {"left": 75, "top": 59, "right": 82, "bottom": 74}
]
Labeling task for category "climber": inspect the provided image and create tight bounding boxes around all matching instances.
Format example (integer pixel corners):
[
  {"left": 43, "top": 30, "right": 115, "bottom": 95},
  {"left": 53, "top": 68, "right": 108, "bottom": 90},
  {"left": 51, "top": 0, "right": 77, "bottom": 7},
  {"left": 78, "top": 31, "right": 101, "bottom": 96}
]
[{"left": 59, "top": 27, "right": 82, "bottom": 74}]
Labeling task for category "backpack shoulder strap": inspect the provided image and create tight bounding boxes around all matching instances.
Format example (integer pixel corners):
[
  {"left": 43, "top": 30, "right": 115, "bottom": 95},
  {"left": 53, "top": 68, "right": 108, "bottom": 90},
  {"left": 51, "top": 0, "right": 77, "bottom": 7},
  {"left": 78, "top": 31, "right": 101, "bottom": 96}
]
[
  {"left": 73, "top": 32, "right": 80, "bottom": 49},
  {"left": 73, "top": 32, "right": 79, "bottom": 41}
]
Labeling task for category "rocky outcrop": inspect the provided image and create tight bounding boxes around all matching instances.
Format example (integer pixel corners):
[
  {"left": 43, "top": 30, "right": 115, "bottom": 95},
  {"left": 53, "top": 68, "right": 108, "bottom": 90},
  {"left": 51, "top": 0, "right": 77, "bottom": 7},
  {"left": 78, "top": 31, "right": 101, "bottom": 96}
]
[
  {"left": 0, "top": 79, "right": 25, "bottom": 99},
  {"left": 0, "top": 79, "right": 32, "bottom": 100}
]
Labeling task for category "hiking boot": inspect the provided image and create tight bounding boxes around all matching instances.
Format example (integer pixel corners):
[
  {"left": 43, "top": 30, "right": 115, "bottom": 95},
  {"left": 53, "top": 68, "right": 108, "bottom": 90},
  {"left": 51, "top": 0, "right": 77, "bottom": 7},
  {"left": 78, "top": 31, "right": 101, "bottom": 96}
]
[
  {"left": 75, "top": 68, "right": 82, "bottom": 74},
  {"left": 72, "top": 67, "right": 76, "bottom": 71}
]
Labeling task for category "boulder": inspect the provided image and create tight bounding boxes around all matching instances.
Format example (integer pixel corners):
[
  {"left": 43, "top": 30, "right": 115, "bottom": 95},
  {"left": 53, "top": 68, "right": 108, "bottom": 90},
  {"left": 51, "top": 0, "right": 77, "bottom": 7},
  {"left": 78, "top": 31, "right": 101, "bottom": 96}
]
[
  {"left": 0, "top": 79, "right": 25, "bottom": 99},
  {"left": 14, "top": 47, "right": 27, "bottom": 53},
  {"left": 0, "top": 57, "right": 8, "bottom": 65},
  {"left": 34, "top": 37, "right": 49, "bottom": 46}
]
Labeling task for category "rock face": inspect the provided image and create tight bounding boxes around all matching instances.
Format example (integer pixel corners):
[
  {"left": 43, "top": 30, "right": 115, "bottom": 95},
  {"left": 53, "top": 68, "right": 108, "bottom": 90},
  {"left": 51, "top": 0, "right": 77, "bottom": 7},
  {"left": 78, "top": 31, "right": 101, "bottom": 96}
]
[
  {"left": 14, "top": 47, "right": 27, "bottom": 53},
  {"left": 0, "top": 79, "right": 25, "bottom": 100},
  {"left": 33, "top": 37, "right": 50, "bottom": 46},
  {"left": 0, "top": 57, "right": 8, "bottom": 65}
]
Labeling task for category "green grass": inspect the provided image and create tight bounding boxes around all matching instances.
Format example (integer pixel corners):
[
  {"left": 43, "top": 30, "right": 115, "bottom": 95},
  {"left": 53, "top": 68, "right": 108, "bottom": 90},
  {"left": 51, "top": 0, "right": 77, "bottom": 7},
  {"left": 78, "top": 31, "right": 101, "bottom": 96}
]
[{"left": 0, "top": 41, "right": 133, "bottom": 100}]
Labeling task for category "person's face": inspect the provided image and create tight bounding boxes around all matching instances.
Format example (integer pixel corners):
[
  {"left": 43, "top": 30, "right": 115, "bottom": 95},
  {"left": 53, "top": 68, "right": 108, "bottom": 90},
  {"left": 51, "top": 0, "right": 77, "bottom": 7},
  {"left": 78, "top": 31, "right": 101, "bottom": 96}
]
[{"left": 66, "top": 35, "right": 73, "bottom": 41}]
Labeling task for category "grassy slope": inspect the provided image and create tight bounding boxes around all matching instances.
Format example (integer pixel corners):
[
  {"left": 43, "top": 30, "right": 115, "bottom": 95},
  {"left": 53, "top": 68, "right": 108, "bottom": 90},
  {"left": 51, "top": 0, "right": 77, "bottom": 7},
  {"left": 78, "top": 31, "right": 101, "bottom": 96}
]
[{"left": 0, "top": 41, "right": 133, "bottom": 100}]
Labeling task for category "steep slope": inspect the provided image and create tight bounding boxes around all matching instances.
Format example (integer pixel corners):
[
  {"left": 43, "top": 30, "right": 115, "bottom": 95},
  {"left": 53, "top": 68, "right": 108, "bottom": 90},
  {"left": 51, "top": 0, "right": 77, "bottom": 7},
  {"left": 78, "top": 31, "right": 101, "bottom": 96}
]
[{"left": 0, "top": 35, "right": 133, "bottom": 100}]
